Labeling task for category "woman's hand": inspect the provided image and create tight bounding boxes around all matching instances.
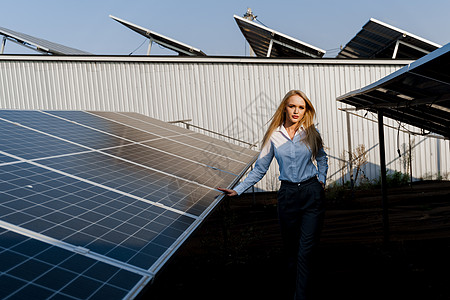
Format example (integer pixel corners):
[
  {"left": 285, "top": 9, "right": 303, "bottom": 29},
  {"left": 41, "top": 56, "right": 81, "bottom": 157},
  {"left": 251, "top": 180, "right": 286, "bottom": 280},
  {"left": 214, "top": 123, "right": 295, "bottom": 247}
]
[{"left": 217, "top": 187, "right": 238, "bottom": 197}]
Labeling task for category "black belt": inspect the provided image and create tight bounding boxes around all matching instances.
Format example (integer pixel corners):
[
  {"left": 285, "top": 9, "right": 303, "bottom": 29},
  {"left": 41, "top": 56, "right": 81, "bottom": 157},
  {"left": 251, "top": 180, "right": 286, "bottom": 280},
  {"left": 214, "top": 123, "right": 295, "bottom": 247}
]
[{"left": 281, "top": 176, "right": 317, "bottom": 187}]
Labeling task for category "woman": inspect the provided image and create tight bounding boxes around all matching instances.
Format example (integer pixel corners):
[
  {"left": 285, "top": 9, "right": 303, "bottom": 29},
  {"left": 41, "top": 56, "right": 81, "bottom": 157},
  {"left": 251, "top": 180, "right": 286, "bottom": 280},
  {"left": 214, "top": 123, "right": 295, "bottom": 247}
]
[{"left": 218, "top": 90, "right": 328, "bottom": 300}]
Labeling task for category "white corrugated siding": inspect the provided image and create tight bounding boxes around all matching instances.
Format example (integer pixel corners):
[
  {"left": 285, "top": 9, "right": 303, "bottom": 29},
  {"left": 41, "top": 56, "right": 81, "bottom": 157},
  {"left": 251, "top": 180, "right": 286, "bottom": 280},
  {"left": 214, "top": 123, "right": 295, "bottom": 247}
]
[{"left": 1, "top": 56, "right": 448, "bottom": 191}]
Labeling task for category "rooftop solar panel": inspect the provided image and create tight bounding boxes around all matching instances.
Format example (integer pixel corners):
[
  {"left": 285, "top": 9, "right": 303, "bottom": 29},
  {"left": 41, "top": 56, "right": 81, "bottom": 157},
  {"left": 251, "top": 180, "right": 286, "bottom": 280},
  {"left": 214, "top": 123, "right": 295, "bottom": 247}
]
[
  {"left": 0, "top": 26, "right": 91, "bottom": 55},
  {"left": 109, "top": 15, "right": 207, "bottom": 56},
  {"left": 337, "top": 18, "right": 441, "bottom": 59},
  {"left": 233, "top": 15, "right": 325, "bottom": 58},
  {"left": 337, "top": 43, "right": 450, "bottom": 139},
  {"left": 0, "top": 110, "right": 258, "bottom": 299}
]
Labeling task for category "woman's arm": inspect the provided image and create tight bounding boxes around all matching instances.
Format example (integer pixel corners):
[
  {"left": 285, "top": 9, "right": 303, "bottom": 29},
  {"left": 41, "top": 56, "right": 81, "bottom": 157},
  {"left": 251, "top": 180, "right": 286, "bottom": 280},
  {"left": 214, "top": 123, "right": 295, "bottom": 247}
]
[
  {"left": 216, "top": 187, "right": 237, "bottom": 197},
  {"left": 217, "top": 141, "right": 274, "bottom": 196},
  {"left": 315, "top": 146, "right": 328, "bottom": 187}
]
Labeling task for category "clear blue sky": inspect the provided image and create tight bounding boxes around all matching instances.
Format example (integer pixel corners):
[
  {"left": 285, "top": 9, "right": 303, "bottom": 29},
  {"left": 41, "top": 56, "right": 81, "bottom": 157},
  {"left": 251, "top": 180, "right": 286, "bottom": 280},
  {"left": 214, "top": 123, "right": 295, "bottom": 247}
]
[{"left": 1, "top": 0, "right": 449, "bottom": 57}]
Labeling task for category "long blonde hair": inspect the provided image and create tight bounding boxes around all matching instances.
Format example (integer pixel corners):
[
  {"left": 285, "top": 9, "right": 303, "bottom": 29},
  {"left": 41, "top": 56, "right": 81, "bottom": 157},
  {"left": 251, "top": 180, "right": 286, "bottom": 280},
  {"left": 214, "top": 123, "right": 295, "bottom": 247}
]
[{"left": 261, "top": 90, "right": 324, "bottom": 159}]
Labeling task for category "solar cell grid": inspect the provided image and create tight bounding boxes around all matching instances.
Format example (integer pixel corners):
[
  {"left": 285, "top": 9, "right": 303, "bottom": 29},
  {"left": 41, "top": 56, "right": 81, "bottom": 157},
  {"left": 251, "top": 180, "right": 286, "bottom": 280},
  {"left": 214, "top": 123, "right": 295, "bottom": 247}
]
[
  {"left": 46, "top": 111, "right": 160, "bottom": 143},
  {"left": 169, "top": 134, "right": 255, "bottom": 162},
  {"left": 142, "top": 138, "right": 246, "bottom": 175},
  {"left": 0, "top": 109, "right": 258, "bottom": 299},
  {"left": 116, "top": 112, "right": 257, "bottom": 157},
  {"left": 188, "top": 132, "right": 256, "bottom": 156},
  {"left": 0, "top": 228, "right": 144, "bottom": 300},
  {"left": 90, "top": 111, "right": 191, "bottom": 137},
  {"left": 0, "top": 162, "right": 195, "bottom": 270},
  {"left": 103, "top": 144, "right": 237, "bottom": 186},
  {"left": 0, "top": 153, "right": 17, "bottom": 164},
  {"left": 0, "top": 110, "right": 132, "bottom": 150},
  {"left": 36, "top": 151, "right": 223, "bottom": 215},
  {"left": 0, "top": 119, "right": 87, "bottom": 160},
  {"left": 119, "top": 112, "right": 194, "bottom": 134},
  {"left": 86, "top": 111, "right": 254, "bottom": 168}
]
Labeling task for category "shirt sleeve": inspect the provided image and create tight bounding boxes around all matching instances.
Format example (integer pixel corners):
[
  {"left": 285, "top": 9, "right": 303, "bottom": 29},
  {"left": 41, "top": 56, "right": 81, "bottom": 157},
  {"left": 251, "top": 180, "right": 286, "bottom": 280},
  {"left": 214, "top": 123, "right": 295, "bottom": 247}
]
[
  {"left": 233, "top": 140, "right": 274, "bottom": 195},
  {"left": 315, "top": 146, "right": 328, "bottom": 185}
]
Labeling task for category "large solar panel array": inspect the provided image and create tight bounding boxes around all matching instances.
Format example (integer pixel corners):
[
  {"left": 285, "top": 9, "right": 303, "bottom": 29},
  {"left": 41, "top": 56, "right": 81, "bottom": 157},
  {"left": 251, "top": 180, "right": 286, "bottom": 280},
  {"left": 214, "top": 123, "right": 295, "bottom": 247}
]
[
  {"left": 337, "top": 42, "right": 450, "bottom": 139},
  {"left": 233, "top": 15, "right": 325, "bottom": 58},
  {"left": 0, "top": 110, "right": 258, "bottom": 299},
  {"left": 336, "top": 18, "right": 441, "bottom": 59},
  {"left": 109, "top": 15, "right": 207, "bottom": 56},
  {"left": 0, "top": 26, "right": 91, "bottom": 55}
]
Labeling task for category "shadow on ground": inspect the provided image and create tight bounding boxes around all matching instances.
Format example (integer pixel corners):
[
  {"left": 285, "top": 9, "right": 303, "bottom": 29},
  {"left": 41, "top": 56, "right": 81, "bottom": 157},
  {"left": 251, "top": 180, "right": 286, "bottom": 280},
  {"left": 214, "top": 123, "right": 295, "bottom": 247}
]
[{"left": 142, "top": 181, "right": 450, "bottom": 300}]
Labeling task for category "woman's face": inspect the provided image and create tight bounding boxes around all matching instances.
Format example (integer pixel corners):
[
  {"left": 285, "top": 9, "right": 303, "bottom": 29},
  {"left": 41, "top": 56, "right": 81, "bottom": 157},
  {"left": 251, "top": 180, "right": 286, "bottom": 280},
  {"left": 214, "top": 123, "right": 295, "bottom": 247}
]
[{"left": 284, "top": 94, "right": 306, "bottom": 126}]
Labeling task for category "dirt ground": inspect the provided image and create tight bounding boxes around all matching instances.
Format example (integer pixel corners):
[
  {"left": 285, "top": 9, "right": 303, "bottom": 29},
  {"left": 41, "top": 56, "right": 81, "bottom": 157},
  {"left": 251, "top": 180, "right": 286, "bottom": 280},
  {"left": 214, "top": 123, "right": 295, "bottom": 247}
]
[{"left": 143, "top": 180, "right": 450, "bottom": 300}]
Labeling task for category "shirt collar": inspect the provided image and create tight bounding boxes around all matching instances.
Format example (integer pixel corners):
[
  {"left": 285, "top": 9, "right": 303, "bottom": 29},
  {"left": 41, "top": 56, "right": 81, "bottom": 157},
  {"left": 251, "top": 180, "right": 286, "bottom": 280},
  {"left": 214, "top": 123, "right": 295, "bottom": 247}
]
[{"left": 277, "top": 124, "right": 304, "bottom": 139}]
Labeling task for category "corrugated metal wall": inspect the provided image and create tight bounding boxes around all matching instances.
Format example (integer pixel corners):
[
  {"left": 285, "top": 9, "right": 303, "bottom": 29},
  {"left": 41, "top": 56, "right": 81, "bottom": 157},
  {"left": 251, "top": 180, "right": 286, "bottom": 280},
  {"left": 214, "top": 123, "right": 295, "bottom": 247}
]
[{"left": 1, "top": 56, "right": 448, "bottom": 191}]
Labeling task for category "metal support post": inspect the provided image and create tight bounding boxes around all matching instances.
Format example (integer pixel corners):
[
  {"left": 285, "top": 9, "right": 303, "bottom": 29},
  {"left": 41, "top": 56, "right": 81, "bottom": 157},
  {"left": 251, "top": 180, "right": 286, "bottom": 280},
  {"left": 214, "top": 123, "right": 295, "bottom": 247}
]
[
  {"left": 147, "top": 39, "right": 153, "bottom": 55},
  {"left": 378, "top": 110, "right": 389, "bottom": 245},
  {"left": 346, "top": 111, "right": 354, "bottom": 190},
  {"left": 1, "top": 36, "right": 6, "bottom": 54},
  {"left": 266, "top": 39, "right": 274, "bottom": 57},
  {"left": 409, "top": 134, "right": 413, "bottom": 185},
  {"left": 392, "top": 40, "right": 400, "bottom": 59}
]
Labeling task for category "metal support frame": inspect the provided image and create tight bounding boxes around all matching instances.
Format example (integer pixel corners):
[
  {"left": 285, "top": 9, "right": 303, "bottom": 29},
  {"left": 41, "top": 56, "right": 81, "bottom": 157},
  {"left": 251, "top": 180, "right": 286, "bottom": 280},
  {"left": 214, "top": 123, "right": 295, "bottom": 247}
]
[
  {"left": 147, "top": 37, "right": 195, "bottom": 56},
  {"left": 1, "top": 36, "right": 6, "bottom": 54},
  {"left": 266, "top": 39, "right": 274, "bottom": 57},
  {"left": 271, "top": 39, "right": 320, "bottom": 58},
  {"left": 168, "top": 119, "right": 256, "bottom": 148},
  {"left": 377, "top": 110, "right": 390, "bottom": 245},
  {"left": 392, "top": 40, "right": 400, "bottom": 59},
  {"left": 147, "top": 38, "right": 153, "bottom": 55},
  {"left": 1, "top": 36, "right": 49, "bottom": 54},
  {"left": 392, "top": 39, "right": 431, "bottom": 59}
]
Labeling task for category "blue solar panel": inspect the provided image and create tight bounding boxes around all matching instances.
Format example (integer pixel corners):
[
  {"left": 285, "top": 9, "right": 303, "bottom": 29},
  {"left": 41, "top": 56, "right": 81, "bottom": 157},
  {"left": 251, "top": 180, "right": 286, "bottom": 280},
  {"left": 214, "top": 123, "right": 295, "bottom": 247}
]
[
  {"left": 0, "top": 227, "right": 144, "bottom": 300},
  {"left": 0, "top": 119, "right": 86, "bottom": 160},
  {"left": 0, "top": 162, "right": 195, "bottom": 270},
  {"left": 45, "top": 111, "right": 160, "bottom": 142},
  {"left": 36, "top": 152, "right": 220, "bottom": 215},
  {"left": 0, "top": 111, "right": 132, "bottom": 150},
  {"left": 0, "top": 110, "right": 258, "bottom": 299}
]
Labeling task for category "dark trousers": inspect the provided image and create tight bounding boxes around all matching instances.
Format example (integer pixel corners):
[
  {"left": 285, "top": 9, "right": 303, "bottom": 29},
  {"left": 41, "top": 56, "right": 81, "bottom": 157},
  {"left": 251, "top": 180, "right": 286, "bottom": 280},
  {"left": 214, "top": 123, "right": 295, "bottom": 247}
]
[{"left": 277, "top": 177, "right": 325, "bottom": 300}]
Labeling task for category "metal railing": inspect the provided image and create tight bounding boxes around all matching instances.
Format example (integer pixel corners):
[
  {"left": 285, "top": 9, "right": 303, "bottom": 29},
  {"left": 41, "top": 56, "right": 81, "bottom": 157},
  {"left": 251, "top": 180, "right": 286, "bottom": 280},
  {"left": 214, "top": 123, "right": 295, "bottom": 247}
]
[{"left": 168, "top": 119, "right": 258, "bottom": 149}]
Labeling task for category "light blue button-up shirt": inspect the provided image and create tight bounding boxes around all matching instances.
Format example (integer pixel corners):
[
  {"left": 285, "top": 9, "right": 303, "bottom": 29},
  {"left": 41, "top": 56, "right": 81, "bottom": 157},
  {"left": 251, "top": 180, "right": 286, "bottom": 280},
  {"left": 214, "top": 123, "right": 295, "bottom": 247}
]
[{"left": 234, "top": 125, "right": 328, "bottom": 195}]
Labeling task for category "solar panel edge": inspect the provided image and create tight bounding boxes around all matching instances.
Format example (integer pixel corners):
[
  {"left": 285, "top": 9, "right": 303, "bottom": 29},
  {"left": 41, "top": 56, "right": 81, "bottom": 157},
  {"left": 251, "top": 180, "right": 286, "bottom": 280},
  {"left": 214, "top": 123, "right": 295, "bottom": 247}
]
[
  {"left": 0, "top": 109, "right": 259, "bottom": 299},
  {"left": 145, "top": 151, "right": 257, "bottom": 277}
]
